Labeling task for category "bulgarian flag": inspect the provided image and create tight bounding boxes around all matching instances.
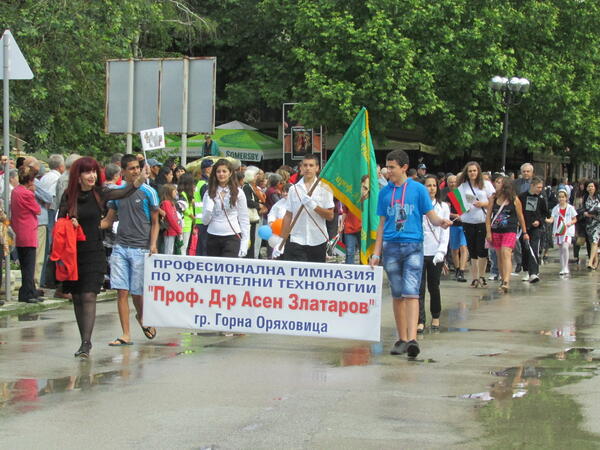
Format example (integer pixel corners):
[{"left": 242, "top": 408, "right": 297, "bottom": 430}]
[
  {"left": 319, "top": 107, "right": 379, "bottom": 264},
  {"left": 555, "top": 217, "right": 567, "bottom": 236},
  {"left": 334, "top": 239, "right": 347, "bottom": 258},
  {"left": 447, "top": 187, "right": 469, "bottom": 215}
]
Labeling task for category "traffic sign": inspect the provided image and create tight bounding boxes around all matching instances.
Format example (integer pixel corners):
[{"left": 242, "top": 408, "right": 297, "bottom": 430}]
[{"left": 0, "top": 30, "right": 34, "bottom": 80}]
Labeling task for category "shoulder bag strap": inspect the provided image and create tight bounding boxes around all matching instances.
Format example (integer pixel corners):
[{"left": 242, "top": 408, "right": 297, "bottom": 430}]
[
  {"left": 490, "top": 200, "right": 507, "bottom": 228},
  {"left": 219, "top": 190, "right": 241, "bottom": 239},
  {"left": 293, "top": 184, "right": 329, "bottom": 240}
]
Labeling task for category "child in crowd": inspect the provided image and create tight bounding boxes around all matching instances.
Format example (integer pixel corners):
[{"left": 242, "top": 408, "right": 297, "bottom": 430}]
[
  {"left": 159, "top": 184, "right": 182, "bottom": 255},
  {"left": 549, "top": 189, "right": 578, "bottom": 276}
]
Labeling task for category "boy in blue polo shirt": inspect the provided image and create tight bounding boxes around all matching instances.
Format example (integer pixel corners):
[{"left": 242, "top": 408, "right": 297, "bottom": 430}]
[{"left": 371, "top": 150, "right": 452, "bottom": 358}]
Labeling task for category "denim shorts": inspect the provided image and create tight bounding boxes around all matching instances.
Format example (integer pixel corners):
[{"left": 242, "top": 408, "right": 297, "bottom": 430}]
[
  {"left": 382, "top": 241, "right": 424, "bottom": 299},
  {"left": 110, "top": 244, "right": 148, "bottom": 295},
  {"left": 449, "top": 226, "right": 467, "bottom": 250}
]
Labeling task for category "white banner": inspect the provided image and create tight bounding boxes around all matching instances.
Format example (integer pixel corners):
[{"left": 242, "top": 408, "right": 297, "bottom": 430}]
[
  {"left": 140, "top": 126, "right": 165, "bottom": 151},
  {"left": 143, "top": 254, "right": 383, "bottom": 342}
]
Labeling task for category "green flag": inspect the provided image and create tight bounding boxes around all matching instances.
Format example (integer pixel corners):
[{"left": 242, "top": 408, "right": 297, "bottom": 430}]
[{"left": 319, "top": 107, "right": 380, "bottom": 265}]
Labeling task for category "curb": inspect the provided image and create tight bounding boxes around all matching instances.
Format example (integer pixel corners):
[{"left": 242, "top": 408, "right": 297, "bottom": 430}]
[{"left": 0, "top": 290, "right": 118, "bottom": 318}]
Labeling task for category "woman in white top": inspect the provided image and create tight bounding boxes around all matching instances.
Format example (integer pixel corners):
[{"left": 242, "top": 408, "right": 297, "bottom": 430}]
[
  {"left": 418, "top": 175, "right": 450, "bottom": 332},
  {"left": 202, "top": 159, "right": 250, "bottom": 258},
  {"left": 456, "top": 161, "right": 495, "bottom": 288},
  {"left": 549, "top": 189, "right": 578, "bottom": 276}
]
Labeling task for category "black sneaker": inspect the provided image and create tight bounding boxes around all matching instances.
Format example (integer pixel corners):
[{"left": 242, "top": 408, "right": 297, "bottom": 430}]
[
  {"left": 457, "top": 270, "right": 467, "bottom": 282},
  {"left": 390, "top": 340, "right": 408, "bottom": 355},
  {"left": 406, "top": 340, "right": 420, "bottom": 358}
]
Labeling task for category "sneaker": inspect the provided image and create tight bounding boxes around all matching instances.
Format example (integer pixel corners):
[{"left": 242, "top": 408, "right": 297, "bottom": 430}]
[
  {"left": 515, "top": 264, "right": 522, "bottom": 273},
  {"left": 488, "top": 274, "right": 498, "bottom": 281},
  {"left": 529, "top": 274, "right": 540, "bottom": 283},
  {"left": 406, "top": 340, "right": 420, "bottom": 358},
  {"left": 457, "top": 270, "right": 467, "bottom": 282},
  {"left": 390, "top": 340, "right": 408, "bottom": 355},
  {"left": 522, "top": 274, "right": 530, "bottom": 282}
]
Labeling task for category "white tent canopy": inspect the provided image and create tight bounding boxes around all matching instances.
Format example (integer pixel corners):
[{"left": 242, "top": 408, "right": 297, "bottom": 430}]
[{"left": 215, "top": 120, "right": 257, "bottom": 130}]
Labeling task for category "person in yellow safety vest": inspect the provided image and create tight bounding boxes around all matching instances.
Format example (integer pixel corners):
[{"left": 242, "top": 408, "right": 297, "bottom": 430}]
[{"left": 193, "top": 159, "right": 214, "bottom": 255}]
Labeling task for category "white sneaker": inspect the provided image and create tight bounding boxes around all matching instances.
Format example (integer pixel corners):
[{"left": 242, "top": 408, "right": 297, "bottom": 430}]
[
  {"left": 488, "top": 274, "right": 498, "bottom": 281},
  {"left": 529, "top": 274, "right": 540, "bottom": 283},
  {"left": 522, "top": 274, "right": 530, "bottom": 281}
]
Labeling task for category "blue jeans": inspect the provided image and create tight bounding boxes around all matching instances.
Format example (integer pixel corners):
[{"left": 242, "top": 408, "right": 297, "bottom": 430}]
[
  {"left": 343, "top": 231, "right": 360, "bottom": 264},
  {"left": 489, "top": 248, "right": 499, "bottom": 276},
  {"left": 382, "top": 241, "right": 424, "bottom": 298},
  {"left": 110, "top": 245, "right": 149, "bottom": 295}
]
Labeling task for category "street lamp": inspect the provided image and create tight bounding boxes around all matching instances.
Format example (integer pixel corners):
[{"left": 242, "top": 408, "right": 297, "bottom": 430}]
[{"left": 489, "top": 76, "right": 530, "bottom": 173}]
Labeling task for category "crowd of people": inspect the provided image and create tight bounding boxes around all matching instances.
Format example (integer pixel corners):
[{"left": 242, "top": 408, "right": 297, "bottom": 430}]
[
  {"left": 370, "top": 153, "right": 600, "bottom": 358},
  {"left": 0, "top": 148, "right": 597, "bottom": 360}
]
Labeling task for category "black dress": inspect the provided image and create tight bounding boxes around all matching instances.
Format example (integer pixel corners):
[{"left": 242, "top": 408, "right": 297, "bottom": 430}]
[
  {"left": 60, "top": 191, "right": 106, "bottom": 294},
  {"left": 57, "top": 183, "right": 138, "bottom": 293}
]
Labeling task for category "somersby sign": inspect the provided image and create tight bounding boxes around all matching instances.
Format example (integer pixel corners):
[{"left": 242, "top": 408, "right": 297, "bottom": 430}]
[{"left": 143, "top": 254, "right": 383, "bottom": 342}]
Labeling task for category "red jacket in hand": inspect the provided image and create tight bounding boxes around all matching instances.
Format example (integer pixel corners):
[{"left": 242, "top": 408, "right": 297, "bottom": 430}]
[{"left": 50, "top": 218, "right": 86, "bottom": 281}]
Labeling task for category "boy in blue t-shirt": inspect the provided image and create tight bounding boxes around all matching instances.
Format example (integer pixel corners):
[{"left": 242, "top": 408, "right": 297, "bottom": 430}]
[{"left": 371, "top": 150, "right": 452, "bottom": 358}]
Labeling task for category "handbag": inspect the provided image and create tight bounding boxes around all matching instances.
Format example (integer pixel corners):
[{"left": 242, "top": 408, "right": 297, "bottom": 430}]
[{"left": 248, "top": 207, "right": 260, "bottom": 223}]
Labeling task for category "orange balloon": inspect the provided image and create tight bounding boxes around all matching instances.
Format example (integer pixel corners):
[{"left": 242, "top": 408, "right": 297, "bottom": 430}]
[{"left": 271, "top": 218, "right": 283, "bottom": 236}]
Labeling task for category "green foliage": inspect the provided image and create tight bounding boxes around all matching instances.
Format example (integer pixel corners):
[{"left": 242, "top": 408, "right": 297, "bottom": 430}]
[
  {"left": 2, "top": 0, "right": 600, "bottom": 166},
  {"left": 0, "top": 0, "right": 214, "bottom": 159},
  {"left": 194, "top": 0, "right": 600, "bottom": 164}
]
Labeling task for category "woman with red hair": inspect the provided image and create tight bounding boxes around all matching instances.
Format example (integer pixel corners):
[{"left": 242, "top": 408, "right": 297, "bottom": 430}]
[{"left": 57, "top": 156, "right": 146, "bottom": 358}]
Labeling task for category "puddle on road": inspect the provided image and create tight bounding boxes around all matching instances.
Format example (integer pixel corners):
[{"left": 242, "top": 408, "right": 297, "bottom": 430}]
[
  {"left": 0, "top": 313, "right": 52, "bottom": 328},
  {"left": 463, "top": 348, "right": 600, "bottom": 448},
  {"left": 0, "top": 332, "right": 230, "bottom": 416}
]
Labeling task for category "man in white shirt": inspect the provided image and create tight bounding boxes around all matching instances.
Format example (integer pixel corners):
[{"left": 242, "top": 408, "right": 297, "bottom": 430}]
[
  {"left": 276, "top": 154, "right": 334, "bottom": 262},
  {"left": 39, "top": 154, "right": 65, "bottom": 231}
]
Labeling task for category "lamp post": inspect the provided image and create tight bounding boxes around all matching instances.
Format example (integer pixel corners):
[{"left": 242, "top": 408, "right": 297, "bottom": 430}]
[{"left": 489, "top": 76, "right": 530, "bottom": 173}]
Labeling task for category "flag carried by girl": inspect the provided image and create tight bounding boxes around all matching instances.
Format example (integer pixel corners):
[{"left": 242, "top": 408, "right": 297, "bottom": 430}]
[{"left": 446, "top": 186, "right": 470, "bottom": 216}]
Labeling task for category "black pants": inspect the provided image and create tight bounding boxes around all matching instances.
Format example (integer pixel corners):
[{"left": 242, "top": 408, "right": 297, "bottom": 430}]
[
  {"left": 207, "top": 234, "right": 241, "bottom": 258},
  {"left": 284, "top": 242, "right": 327, "bottom": 263},
  {"left": 521, "top": 227, "right": 543, "bottom": 276},
  {"left": 246, "top": 222, "right": 258, "bottom": 259},
  {"left": 17, "top": 247, "right": 37, "bottom": 302},
  {"left": 418, "top": 255, "right": 442, "bottom": 324},
  {"left": 462, "top": 222, "right": 488, "bottom": 259},
  {"left": 195, "top": 224, "right": 209, "bottom": 256}
]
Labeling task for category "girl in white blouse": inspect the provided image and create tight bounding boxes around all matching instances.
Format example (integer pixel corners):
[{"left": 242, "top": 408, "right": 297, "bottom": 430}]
[
  {"left": 549, "top": 189, "right": 578, "bottom": 276},
  {"left": 418, "top": 175, "right": 450, "bottom": 332},
  {"left": 202, "top": 159, "right": 250, "bottom": 258},
  {"left": 456, "top": 161, "right": 495, "bottom": 288}
]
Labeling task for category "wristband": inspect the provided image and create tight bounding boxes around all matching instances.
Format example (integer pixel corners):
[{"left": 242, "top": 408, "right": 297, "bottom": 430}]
[{"left": 371, "top": 255, "right": 380, "bottom": 260}]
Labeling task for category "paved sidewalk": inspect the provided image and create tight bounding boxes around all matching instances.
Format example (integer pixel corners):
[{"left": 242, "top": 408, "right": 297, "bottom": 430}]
[{"left": 0, "top": 290, "right": 117, "bottom": 317}]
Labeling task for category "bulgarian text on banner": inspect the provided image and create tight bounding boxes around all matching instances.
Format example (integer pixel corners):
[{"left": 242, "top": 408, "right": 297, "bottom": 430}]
[{"left": 143, "top": 254, "right": 383, "bottom": 342}]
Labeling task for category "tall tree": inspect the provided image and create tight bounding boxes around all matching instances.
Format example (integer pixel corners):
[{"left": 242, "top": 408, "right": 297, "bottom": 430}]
[{"left": 1, "top": 0, "right": 213, "bottom": 158}]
